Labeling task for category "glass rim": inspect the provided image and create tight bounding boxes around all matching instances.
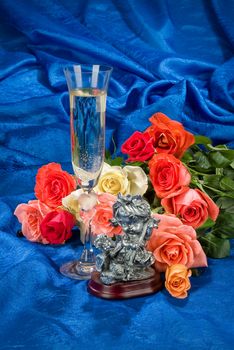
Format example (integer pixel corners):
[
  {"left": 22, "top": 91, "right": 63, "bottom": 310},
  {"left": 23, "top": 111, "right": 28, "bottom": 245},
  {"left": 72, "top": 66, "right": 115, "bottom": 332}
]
[{"left": 64, "top": 64, "right": 113, "bottom": 73}]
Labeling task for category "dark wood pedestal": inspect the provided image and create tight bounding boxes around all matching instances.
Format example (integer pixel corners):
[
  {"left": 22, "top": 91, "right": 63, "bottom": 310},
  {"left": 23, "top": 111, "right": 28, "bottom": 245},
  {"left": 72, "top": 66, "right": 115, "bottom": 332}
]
[{"left": 87, "top": 270, "right": 163, "bottom": 300}]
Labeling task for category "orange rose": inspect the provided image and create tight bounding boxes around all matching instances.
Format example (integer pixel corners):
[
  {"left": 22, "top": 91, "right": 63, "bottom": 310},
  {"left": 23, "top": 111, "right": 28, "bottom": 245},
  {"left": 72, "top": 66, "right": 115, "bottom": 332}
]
[
  {"left": 147, "top": 214, "right": 207, "bottom": 272},
  {"left": 146, "top": 113, "right": 194, "bottom": 158},
  {"left": 162, "top": 188, "right": 219, "bottom": 228},
  {"left": 149, "top": 154, "right": 191, "bottom": 198},
  {"left": 165, "top": 264, "right": 192, "bottom": 299},
  {"left": 35, "top": 163, "right": 76, "bottom": 209}
]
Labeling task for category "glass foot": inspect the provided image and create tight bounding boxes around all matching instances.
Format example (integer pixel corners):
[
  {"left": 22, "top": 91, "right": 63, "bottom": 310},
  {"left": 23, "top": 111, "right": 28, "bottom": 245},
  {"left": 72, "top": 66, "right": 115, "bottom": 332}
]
[{"left": 60, "top": 260, "right": 96, "bottom": 280}]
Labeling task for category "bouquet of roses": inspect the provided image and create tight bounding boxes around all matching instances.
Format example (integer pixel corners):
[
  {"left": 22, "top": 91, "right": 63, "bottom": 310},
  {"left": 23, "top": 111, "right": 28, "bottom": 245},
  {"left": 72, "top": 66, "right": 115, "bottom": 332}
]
[{"left": 15, "top": 113, "right": 234, "bottom": 299}]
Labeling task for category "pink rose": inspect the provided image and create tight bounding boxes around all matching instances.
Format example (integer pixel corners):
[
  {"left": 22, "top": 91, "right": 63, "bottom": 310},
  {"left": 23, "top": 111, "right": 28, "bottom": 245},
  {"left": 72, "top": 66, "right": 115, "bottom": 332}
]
[
  {"left": 80, "top": 193, "right": 122, "bottom": 237},
  {"left": 14, "top": 200, "right": 51, "bottom": 243},
  {"left": 162, "top": 188, "right": 219, "bottom": 228},
  {"left": 147, "top": 214, "right": 207, "bottom": 272},
  {"left": 91, "top": 204, "right": 122, "bottom": 237},
  {"left": 80, "top": 193, "right": 116, "bottom": 226}
]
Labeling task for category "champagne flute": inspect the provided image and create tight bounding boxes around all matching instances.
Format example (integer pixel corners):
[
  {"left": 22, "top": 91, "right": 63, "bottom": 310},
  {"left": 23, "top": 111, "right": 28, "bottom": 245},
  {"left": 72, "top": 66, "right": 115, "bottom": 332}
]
[{"left": 60, "top": 64, "right": 112, "bottom": 280}]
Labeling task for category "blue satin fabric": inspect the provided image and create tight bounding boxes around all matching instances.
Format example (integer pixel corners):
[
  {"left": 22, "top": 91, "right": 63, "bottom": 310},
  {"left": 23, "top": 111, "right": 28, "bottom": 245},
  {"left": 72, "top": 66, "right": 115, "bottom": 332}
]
[{"left": 0, "top": 1, "right": 234, "bottom": 349}]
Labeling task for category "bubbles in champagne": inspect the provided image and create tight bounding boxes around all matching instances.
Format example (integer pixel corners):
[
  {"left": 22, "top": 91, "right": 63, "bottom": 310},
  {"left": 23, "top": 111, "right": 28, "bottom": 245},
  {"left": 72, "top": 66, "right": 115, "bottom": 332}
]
[{"left": 70, "top": 88, "right": 106, "bottom": 190}]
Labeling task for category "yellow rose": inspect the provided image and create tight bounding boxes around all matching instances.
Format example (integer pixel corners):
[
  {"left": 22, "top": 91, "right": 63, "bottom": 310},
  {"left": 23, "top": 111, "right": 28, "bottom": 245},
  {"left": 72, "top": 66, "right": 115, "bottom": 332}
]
[
  {"left": 95, "top": 163, "right": 148, "bottom": 196},
  {"left": 165, "top": 264, "right": 192, "bottom": 299},
  {"left": 97, "top": 164, "right": 129, "bottom": 195}
]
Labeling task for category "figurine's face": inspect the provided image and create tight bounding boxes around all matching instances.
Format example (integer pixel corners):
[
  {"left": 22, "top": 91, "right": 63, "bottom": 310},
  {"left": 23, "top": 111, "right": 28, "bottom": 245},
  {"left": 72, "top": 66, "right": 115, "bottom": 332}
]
[{"left": 119, "top": 215, "right": 144, "bottom": 235}]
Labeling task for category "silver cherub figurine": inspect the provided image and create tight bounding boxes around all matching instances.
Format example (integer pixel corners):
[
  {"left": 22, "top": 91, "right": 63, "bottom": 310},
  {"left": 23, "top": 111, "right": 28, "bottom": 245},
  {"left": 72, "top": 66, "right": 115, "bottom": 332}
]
[{"left": 94, "top": 194, "right": 159, "bottom": 285}]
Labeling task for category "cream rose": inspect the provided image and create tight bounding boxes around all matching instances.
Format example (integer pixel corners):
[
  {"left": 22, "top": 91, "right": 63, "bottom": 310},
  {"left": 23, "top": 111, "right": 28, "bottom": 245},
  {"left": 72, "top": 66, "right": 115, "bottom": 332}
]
[
  {"left": 95, "top": 163, "right": 148, "bottom": 196},
  {"left": 124, "top": 165, "right": 148, "bottom": 195},
  {"left": 62, "top": 189, "right": 97, "bottom": 220}
]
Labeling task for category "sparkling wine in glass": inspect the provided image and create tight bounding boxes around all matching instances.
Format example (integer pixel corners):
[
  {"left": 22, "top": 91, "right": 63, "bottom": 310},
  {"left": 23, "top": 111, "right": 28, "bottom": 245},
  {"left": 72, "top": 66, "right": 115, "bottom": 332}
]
[{"left": 60, "top": 64, "right": 112, "bottom": 280}]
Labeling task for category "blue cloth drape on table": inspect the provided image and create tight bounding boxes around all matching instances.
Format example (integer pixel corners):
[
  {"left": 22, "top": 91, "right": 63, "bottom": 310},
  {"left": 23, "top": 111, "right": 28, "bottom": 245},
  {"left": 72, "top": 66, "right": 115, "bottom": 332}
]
[{"left": 0, "top": 1, "right": 233, "bottom": 349}]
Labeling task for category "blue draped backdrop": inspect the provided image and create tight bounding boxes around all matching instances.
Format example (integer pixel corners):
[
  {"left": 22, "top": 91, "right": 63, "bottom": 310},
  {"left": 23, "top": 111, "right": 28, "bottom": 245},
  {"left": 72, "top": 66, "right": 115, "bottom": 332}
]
[{"left": 0, "top": 0, "right": 234, "bottom": 349}]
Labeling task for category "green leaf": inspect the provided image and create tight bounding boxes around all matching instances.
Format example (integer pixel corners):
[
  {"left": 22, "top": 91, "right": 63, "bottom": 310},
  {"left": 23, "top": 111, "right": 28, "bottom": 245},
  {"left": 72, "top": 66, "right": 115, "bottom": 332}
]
[
  {"left": 193, "top": 152, "right": 212, "bottom": 171},
  {"left": 109, "top": 157, "right": 124, "bottom": 166},
  {"left": 105, "top": 149, "right": 111, "bottom": 160},
  {"left": 212, "top": 228, "right": 234, "bottom": 240},
  {"left": 213, "top": 211, "right": 234, "bottom": 239},
  {"left": 181, "top": 151, "right": 193, "bottom": 164},
  {"left": 196, "top": 218, "right": 216, "bottom": 236},
  {"left": 215, "top": 168, "right": 224, "bottom": 176},
  {"left": 203, "top": 174, "right": 222, "bottom": 190},
  {"left": 209, "top": 151, "right": 231, "bottom": 168},
  {"left": 223, "top": 168, "right": 234, "bottom": 180},
  {"left": 126, "top": 161, "right": 145, "bottom": 167},
  {"left": 206, "top": 144, "right": 229, "bottom": 151},
  {"left": 199, "top": 233, "right": 230, "bottom": 258},
  {"left": 199, "top": 218, "right": 216, "bottom": 230},
  {"left": 191, "top": 268, "right": 206, "bottom": 277},
  {"left": 221, "top": 151, "right": 234, "bottom": 161},
  {"left": 190, "top": 176, "right": 205, "bottom": 192},
  {"left": 195, "top": 135, "right": 212, "bottom": 146},
  {"left": 203, "top": 185, "right": 234, "bottom": 198},
  {"left": 206, "top": 145, "right": 234, "bottom": 162},
  {"left": 216, "top": 197, "right": 234, "bottom": 212},
  {"left": 219, "top": 176, "right": 234, "bottom": 192},
  {"left": 151, "top": 206, "right": 164, "bottom": 214}
]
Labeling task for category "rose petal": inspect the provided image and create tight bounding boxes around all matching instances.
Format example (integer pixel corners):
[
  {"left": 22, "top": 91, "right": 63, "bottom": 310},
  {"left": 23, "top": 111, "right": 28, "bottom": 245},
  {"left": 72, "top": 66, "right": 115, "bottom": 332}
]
[
  {"left": 195, "top": 189, "right": 219, "bottom": 222},
  {"left": 124, "top": 165, "right": 148, "bottom": 195}
]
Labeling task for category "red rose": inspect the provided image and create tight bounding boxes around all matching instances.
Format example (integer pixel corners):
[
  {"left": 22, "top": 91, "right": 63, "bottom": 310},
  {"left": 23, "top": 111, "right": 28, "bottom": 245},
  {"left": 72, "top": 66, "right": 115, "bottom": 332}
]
[
  {"left": 149, "top": 154, "right": 191, "bottom": 198},
  {"left": 35, "top": 163, "right": 76, "bottom": 209},
  {"left": 146, "top": 113, "right": 195, "bottom": 158},
  {"left": 121, "top": 131, "right": 155, "bottom": 162},
  {"left": 40, "top": 210, "right": 76, "bottom": 244},
  {"left": 162, "top": 188, "right": 219, "bottom": 228}
]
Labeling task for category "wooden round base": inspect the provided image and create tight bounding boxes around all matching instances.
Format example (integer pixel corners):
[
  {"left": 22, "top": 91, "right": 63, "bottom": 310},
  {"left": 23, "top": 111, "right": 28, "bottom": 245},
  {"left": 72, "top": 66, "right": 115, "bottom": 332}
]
[{"left": 87, "top": 270, "right": 163, "bottom": 300}]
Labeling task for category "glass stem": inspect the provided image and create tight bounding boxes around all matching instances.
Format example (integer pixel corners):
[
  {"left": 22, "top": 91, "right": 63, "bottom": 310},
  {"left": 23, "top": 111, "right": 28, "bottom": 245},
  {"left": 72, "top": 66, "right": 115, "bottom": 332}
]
[
  {"left": 80, "top": 219, "right": 96, "bottom": 264},
  {"left": 84, "top": 221, "right": 93, "bottom": 253},
  {"left": 84, "top": 188, "right": 94, "bottom": 254}
]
